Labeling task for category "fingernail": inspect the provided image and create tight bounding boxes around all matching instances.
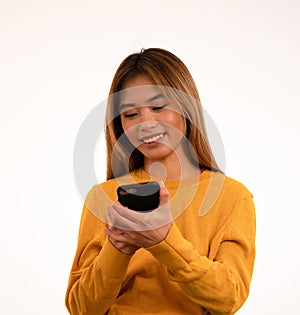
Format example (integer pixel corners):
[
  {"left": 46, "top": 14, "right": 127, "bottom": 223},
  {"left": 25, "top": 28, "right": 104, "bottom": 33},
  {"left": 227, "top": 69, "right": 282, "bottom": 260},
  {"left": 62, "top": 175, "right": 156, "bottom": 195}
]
[{"left": 159, "top": 181, "right": 165, "bottom": 188}]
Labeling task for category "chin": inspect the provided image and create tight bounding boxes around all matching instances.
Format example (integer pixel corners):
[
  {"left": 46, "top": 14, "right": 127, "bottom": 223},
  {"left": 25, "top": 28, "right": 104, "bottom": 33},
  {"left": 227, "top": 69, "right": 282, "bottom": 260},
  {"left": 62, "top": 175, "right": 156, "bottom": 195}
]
[{"left": 138, "top": 147, "right": 175, "bottom": 162}]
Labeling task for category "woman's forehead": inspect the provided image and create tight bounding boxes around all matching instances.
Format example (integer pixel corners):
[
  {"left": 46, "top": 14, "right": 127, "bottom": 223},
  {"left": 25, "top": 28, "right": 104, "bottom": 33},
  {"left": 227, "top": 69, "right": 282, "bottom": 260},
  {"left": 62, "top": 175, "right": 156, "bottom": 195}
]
[{"left": 119, "top": 85, "right": 165, "bottom": 107}]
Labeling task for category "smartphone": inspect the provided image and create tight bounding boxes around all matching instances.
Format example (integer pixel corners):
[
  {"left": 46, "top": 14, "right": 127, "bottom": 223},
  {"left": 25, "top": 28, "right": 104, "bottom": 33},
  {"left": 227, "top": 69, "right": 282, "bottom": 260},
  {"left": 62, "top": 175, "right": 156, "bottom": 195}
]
[{"left": 117, "top": 181, "right": 160, "bottom": 212}]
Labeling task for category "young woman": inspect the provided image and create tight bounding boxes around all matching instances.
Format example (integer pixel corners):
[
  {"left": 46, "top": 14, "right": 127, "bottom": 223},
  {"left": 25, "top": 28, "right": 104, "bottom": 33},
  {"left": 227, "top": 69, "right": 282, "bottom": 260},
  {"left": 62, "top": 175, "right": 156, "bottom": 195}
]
[{"left": 65, "top": 48, "right": 256, "bottom": 315}]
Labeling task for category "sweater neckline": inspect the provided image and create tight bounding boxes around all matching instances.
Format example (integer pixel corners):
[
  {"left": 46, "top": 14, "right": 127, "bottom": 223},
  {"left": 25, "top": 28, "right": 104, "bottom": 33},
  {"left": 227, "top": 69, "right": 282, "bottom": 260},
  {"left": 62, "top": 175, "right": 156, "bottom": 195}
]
[{"left": 131, "top": 168, "right": 212, "bottom": 189}]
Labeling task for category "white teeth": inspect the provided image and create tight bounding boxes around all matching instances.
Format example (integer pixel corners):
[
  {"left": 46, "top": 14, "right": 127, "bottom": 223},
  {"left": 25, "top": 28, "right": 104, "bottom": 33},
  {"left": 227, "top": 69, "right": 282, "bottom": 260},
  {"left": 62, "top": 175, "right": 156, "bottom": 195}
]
[{"left": 143, "top": 133, "right": 164, "bottom": 144}]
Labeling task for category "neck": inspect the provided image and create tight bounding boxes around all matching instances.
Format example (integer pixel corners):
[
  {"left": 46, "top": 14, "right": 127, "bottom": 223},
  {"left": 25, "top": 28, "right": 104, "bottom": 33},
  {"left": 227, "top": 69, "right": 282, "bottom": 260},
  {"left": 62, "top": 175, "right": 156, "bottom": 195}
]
[{"left": 144, "top": 152, "right": 200, "bottom": 180}]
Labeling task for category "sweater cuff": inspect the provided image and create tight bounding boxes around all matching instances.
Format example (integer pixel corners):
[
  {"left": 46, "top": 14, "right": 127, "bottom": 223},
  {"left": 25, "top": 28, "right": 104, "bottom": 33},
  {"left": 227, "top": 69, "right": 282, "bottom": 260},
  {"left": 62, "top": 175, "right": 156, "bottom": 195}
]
[
  {"left": 146, "top": 224, "right": 213, "bottom": 272},
  {"left": 95, "top": 238, "right": 132, "bottom": 279}
]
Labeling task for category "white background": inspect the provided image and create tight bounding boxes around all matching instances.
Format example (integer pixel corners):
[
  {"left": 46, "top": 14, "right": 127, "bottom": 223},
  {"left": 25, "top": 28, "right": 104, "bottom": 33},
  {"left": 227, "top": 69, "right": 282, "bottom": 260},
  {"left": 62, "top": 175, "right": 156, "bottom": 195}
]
[{"left": 1, "top": 0, "right": 299, "bottom": 314}]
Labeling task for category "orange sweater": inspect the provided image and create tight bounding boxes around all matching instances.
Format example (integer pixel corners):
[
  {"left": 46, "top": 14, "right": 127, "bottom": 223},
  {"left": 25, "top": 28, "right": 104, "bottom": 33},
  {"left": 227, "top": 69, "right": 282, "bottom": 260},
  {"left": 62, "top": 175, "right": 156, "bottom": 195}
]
[{"left": 65, "top": 169, "right": 256, "bottom": 315}]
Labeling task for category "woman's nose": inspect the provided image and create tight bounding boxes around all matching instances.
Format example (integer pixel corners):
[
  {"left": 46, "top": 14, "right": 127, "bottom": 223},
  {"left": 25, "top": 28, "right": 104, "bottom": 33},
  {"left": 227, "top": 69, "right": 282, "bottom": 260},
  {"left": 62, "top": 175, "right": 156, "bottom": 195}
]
[{"left": 139, "top": 108, "right": 158, "bottom": 131}]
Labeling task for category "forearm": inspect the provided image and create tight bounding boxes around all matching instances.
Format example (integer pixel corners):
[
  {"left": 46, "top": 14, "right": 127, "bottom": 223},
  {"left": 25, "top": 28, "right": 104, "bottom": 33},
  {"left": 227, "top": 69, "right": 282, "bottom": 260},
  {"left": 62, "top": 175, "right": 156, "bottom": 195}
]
[
  {"left": 147, "top": 224, "right": 255, "bottom": 315},
  {"left": 173, "top": 257, "right": 248, "bottom": 315},
  {"left": 66, "top": 238, "right": 132, "bottom": 315}
]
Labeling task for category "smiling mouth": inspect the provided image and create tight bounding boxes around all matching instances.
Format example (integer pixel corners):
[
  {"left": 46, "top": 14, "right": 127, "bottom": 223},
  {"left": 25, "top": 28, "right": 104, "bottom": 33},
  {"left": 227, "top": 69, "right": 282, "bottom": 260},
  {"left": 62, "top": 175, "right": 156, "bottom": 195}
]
[{"left": 141, "top": 133, "right": 166, "bottom": 144}]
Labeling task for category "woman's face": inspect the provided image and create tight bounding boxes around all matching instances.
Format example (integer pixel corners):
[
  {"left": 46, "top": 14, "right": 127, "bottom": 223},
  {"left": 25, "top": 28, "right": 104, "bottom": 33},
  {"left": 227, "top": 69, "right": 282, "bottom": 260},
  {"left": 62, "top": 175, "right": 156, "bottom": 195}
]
[{"left": 119, "top": 74, "right": 186, "bottom": 164}]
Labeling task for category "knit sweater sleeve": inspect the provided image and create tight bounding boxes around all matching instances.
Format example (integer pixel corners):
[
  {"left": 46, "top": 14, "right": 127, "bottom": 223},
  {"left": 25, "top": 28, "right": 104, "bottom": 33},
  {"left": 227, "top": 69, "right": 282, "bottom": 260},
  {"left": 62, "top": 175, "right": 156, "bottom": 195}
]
[
  {"left": 146, "top": 195, "right": 256, "bottom": 315},
  {"left": 65, "top": 187, "right": 132, "bottom": 315}
]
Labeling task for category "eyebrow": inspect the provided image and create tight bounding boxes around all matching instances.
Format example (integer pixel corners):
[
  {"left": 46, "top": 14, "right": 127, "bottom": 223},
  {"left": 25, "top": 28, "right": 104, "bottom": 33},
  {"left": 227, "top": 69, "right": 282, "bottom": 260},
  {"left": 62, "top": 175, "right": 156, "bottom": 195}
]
[{"left": 119, "top": 93, "right": 165, "bottom": 111}]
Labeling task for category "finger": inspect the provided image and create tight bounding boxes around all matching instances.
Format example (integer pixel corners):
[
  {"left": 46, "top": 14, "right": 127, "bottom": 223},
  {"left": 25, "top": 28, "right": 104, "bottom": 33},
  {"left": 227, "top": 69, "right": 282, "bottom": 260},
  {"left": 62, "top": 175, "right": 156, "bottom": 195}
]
[
  {"left": 113, "top": 201, "right": 144, "bottom": 222},
  {"left": 108, "top": 226, "right": 126, "bottom": 235},
  {"left": 159, "top": 183, "right": 169, "bottom": 206},
  {"left": 107, "top": 204, "right": 136, "bottom": 228},
  {"left": 104, "top": 227, "right": 112, "bottom": 237},
  {"left": 106, "top": 205, "right": 115, "bottom": 226},
  {"left": 105, "top": 227, "right": 120, "bottom": 239},
  {"left": 106, "top": 230, "right": 134, "bottom": 244},
  {"left": 105, "top": 226, "right": 122, "bottom": 236}
]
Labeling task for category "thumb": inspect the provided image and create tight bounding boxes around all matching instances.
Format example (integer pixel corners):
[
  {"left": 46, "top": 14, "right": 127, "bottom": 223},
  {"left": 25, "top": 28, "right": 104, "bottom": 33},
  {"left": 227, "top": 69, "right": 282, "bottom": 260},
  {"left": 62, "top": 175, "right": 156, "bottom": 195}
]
[{"left": 158, "top": 181, "right": 169, "bottom": 206}]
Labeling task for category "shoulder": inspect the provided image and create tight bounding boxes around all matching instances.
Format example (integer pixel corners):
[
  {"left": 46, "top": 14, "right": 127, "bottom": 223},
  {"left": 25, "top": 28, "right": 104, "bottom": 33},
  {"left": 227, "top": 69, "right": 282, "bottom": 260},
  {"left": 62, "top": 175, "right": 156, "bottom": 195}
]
[
  {"left": 197, "top": 172, "right": 256, "bottom": 227},
  {"left": 92, "top": 172, "right": 136, "bottom": 198},
  {"left": 92, "top": 169, "right": 144, "bottom": 195},
  {"left": 217, "top": 174, "right": 255, "bottom": 220},
  {"left": 84, "top": 173, "right": 136, "bottom": 217},
  {"left": 85, "top": 178, "right": 118, "bottom": 211},
  {"left": 221, "top": 174, "right": 253, "bottom": 199},
  {"left": 201, "top": 170, "right": 253, "bottom": 199},
  {"left": 201, "top": 171, "right": 253, "bottom": 210}
]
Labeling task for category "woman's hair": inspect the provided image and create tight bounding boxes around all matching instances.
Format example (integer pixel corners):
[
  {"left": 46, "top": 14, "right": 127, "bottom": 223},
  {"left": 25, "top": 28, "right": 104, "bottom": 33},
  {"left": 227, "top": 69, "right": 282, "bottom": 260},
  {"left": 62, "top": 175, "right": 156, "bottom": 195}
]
[{"left": 105, "top": 48, "right": 221, "bottom": 180}]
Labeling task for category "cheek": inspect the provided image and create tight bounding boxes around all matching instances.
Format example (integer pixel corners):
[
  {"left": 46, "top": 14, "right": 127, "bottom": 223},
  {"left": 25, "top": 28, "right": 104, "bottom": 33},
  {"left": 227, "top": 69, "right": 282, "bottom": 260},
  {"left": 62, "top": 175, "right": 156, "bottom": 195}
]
[
  {"left": 121, "top": 123, "right": 140, "bottom": 146},
  {"left": 120, "top": 116, "right": 127, "bottom": 131},
  {"left": 121, "top": 118, "right": 134, "bottom": 137},
  {"left": 165, "top": 114, "right": 185, "bottom": 134}
]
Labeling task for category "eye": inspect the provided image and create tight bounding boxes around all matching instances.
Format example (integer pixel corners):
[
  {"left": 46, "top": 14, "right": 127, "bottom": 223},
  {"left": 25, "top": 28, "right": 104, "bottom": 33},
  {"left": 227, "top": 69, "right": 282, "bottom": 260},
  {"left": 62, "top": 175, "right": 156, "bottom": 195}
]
[
  {"left": 152, "top": 104, "right": 168, "bottom": 111},
  {"left": 122, "top": 109, "right": 138, "bottom": 118},
  {"left": 123, "top": 112, "right": 138, "bottom": 118}
]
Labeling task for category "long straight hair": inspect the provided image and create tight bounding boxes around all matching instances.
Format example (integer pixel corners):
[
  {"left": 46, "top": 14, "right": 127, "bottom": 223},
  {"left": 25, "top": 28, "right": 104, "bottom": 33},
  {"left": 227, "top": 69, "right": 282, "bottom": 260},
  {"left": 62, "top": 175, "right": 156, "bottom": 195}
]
[{"left": 105, "top": 48, "right": 221, "bottom": 180}]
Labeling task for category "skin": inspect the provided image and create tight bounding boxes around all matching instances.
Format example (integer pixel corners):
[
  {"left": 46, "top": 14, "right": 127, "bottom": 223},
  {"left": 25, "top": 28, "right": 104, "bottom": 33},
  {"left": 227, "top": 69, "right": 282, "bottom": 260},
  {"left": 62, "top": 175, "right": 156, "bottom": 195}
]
[
  {"left": 105, "top": 74, "right": 199, "bottom": 255},
  {"left": 105, "top": 184, "right": 170, "bottom": 254}
]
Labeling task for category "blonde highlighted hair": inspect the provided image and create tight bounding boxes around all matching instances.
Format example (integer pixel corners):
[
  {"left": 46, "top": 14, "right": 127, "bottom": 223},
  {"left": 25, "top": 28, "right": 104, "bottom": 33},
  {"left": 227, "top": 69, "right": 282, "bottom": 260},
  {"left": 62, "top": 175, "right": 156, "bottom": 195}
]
[{"left": 105, "top": 48, "right": 220, "bottom": 180}]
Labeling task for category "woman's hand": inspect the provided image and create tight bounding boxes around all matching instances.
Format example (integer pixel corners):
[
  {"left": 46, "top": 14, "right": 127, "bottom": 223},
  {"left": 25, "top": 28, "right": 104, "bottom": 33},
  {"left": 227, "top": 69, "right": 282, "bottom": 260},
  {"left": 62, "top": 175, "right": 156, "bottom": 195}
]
[
  {"left": 105, "top": 226, "right": 140, "bottom": 255},
  {"left": 105, "top": 183, "right": 172, "bottom": 249}
]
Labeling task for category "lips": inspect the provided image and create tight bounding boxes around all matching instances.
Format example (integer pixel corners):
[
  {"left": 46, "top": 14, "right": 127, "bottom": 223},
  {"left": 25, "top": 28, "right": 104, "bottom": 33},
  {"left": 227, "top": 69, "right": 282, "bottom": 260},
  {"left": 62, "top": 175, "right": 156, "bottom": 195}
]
[{"left": 140, "top": 133, "right": 165, "bottom": 144}]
